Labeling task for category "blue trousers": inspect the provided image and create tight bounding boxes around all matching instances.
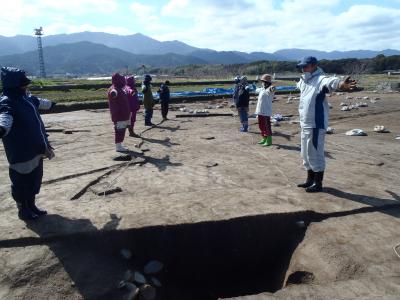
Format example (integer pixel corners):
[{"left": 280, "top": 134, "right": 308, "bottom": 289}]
[{"left": 238, "top": 107, "right": 248, "bottom": 124}]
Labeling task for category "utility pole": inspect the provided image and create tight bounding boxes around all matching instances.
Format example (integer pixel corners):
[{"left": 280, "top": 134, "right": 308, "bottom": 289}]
[{"left": 34, "top": 27, "right": 46, "bottom": 78}]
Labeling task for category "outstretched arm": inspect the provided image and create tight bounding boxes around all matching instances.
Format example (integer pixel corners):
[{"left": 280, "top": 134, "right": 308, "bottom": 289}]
[
  {"left": 0, "top": 98, "right": 14, "bottom": 138},
  {"left": 29, "top": 95, "right": 55, "bottom": 110},
  {"left": 338, "top": 76, "right": 357, "bottom": 92},
  {"left": 321, "top": 76, "right": 357, "bottom": 93}
]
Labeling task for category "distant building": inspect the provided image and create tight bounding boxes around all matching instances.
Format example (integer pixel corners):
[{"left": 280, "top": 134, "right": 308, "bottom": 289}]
[{"left": 383, "top": 70, "right": 400, "bottom": 75}]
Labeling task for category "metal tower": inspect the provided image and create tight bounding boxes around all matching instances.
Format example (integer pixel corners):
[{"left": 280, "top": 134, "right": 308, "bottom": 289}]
[{"left": 34, "top": 27, "right": 46, "bottom": 78}]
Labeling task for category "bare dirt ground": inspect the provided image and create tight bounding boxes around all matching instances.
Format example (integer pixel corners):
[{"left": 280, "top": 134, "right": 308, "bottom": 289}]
[{"left": 0, "top": 90, "right": 399, "bottom": 300}]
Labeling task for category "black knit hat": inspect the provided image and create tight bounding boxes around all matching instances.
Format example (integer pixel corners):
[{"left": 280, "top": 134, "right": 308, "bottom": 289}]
[
  {"left": 1, "top": 67, "right": 31, "bottom": 88},
  {"left": 20, "top": 74, "right": 31, "bottom": 87}
]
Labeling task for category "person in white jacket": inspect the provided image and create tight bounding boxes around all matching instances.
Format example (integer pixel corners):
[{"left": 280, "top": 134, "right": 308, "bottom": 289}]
[
  {"left": 296, "top": 56, "right": 356, "bottom": 192},
  {"left": 255, "top": 74, "right": 275, "bottom": 146}
]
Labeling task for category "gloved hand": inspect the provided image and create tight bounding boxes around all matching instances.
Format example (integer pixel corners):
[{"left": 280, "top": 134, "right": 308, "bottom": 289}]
[
  {"left": 50, "top": 102, "right": 56, "bottom": 109},
  {"left": 44, "top": 146, "right": 55, "bottom": 160},
  {"left": 0, "top": 126, "right": 5, "bottom": 138},
  {"left": 339, "top": 76, "right": 357, "bottom": 91}
]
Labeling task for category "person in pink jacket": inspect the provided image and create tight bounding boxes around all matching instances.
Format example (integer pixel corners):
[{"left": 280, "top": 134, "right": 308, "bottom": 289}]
[
  {"left": 125, "top": 75, "right": 140, "bottom": 137},
  {"left": 108, "top": 73, "right": 131, "bottom": 152}
]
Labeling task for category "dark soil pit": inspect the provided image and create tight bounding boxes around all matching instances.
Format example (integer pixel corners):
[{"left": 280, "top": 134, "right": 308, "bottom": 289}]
[
  {"left": 97, "top": 210, "right": 316, "bottom": 300},
  {"left": 0, "top": 211, "right": 316, "bottom": 300}
]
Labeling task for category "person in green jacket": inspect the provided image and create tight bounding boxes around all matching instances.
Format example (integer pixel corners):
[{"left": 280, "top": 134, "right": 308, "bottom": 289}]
[{"left": 142, "top": 74, "right": 155, "bottom": 126}]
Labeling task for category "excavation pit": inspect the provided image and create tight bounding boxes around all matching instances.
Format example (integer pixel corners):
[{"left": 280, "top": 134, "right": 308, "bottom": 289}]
[{"left": 15, "top": 211, "right": 313, "bottom": 299}]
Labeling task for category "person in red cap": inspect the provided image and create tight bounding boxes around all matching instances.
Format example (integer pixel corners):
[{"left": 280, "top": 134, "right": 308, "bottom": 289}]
[
  {"left": 108, "top": 73, "right": 131, "bottom": 152},
  {"left": 125, "top": 75, "right": 140, "bottom": 137},
  {"left": 0, "top": 67, "right": 56, "bottom": 220},
  {"left": 296, "top": 56, "right": 356, "bottom": 192},
  {"left": 255, "top": 74, "right": 275, "bottom": 146}
]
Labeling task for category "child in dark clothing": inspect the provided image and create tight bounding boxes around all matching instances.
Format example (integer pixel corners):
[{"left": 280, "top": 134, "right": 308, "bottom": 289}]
[
  {"left": 142, "top": 74, "right": 155, "bottom": 126},
  {"left": 125, "top": 75, "right": 140, "bottom": 137},
  {"left": 157, "top": 80, "right": 170, "bottom": 120},
  {"left": 0, "top": 67, "right": 55, "bottom": 220},
  {"left": 235, "top": 76, "right": 250, "bottom": 132}
]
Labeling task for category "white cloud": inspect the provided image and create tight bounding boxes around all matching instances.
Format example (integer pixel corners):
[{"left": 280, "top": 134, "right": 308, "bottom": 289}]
[
  {"left": 1, "top": 0, "right": 400, "bottom": 53},
  {"left": 45, "top": 23, "right": 131, "bottom": 36},
  {"left": 156, "top": 0, "right": 400, "bottom": 52},
  {"left": 34, "top": 0, "right": 118, "bottom": 14},
  {"left": 129, "top": 2, "right": 161, "bottom": 30},
  {"left": 130, "top": 2, "right": 155, "bottom": 15},
  {"left": 161, "top": 0, "right": 189, "bottom": 16}
]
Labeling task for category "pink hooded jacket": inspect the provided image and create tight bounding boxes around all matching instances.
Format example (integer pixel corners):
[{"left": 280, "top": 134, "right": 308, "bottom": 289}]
[
  {"left": 125, "top": 76, "right": 140, "bottom": 112},
  {"left": 107, "top": 73, "right": 130, "bottom": 123}
]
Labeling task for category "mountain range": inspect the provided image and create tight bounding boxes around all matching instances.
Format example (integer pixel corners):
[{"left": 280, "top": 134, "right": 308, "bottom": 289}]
[{"left": 0, "top": 31, "right": 399, "bottom": 75}]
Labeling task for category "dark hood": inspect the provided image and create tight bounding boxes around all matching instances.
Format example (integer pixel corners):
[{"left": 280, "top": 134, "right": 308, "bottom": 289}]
[
  {"left": 112, "top": 73, "right": 126, "bottom": 88},
  {"left": 125, "top": 75, "right": 135, "bottom": 88},
  {"left": 1, "top": 67, "right": 31, "bottom": 89}
]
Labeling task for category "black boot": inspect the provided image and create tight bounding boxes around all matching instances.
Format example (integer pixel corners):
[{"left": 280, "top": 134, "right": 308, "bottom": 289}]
[
  {"left": 297, "top": 170, "right": 315, "bottom": 188},
  {"left": 28, "top": 196, "right": 47, "bottom": 216},
  {"left": 306, "top": 172, "right": 324, "bottom": 193},
  {"left": 16, "top": 199, "right": 38, "bottom": 220}
]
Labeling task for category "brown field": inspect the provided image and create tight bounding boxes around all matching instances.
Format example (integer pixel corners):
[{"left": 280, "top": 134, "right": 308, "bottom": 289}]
[{"left": 0, "top": 89, "right": 399, "bottom": 299}]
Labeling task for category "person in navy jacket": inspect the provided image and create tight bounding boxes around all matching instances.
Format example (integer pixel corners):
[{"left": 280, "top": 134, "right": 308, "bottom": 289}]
[
  {"left": 0, "top": 67, "right": 55, "bottom": 220},
  {"left": 157, "top": 80, "right": 170, "bottom": 121}
]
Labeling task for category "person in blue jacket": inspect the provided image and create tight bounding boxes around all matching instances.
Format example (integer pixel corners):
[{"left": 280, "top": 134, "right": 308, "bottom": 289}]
[
  {"left": 0, "top": 67, "right": 55, "bottom": 220},
  {"left": 232, "top": 76, "right": 240, "bottom": 104},
  {"left": 235, "top": 76, "right": 250, "bottom": 132}
]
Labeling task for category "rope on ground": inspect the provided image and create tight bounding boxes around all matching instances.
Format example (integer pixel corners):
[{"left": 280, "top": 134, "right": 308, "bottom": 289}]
[
  {"left": 100, "top": 118, "right": 165, "bottom": 195},
  {"left": 394, "top": 243, "right": 400, "bottom": 259},
  {"left": 102, "top": 160, "right": 136, "bottom": 197}
]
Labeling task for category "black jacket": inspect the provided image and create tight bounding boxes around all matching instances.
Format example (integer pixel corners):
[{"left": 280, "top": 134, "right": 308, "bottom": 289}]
[{"left": 235, "top": 84, "right": 250, "bottom": 108}]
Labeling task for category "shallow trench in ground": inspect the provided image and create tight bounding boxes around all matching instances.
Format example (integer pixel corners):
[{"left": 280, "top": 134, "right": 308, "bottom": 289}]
[{"left": 0, "top": 210, "right": 330, "bottom": 300}]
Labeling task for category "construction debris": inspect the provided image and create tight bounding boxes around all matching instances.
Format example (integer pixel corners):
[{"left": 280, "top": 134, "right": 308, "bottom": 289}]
[
  {"left": 374, "top": 125, "right": 390, "bottom": 133},
  {"left": 205, "top": 162, "right": 219, "bottom": 168},
  {"left": 346, "top": 129, "right": 367, "bottom": 136},
  {"left": 90, "top": 183, "right": 122, "bottom": 196}
]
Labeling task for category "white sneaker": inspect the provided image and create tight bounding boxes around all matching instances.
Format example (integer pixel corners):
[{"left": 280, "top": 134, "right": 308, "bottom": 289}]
[{"left": 116, "top": 143, "right": 129, "bottom": 153}]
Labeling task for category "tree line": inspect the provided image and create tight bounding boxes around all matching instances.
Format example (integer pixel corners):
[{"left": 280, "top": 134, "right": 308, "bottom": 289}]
[{"left": 148, "top": 55, "right": 400, "bottom": 78}]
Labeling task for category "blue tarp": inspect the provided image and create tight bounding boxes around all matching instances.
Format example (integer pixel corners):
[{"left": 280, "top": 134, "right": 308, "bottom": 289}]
[
  {"left": 138, "top": 85, "right": 298, "bottom": 99},
  {"left": 275, "top": 86, "right": 298, "bottom": 91}
]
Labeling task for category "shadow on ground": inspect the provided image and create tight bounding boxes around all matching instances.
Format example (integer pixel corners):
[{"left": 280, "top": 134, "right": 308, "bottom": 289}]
[
  {"left": 274, "top": 144, "right": 335, "bottom": 159},
  {"left": 0, "top": 201, "right": 399, "bottom": 299},
  {"left": 324, "top": 188, "right": 400, "bottom": 218}
]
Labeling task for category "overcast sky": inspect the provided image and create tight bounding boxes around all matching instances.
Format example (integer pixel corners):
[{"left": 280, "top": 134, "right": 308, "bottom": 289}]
[{"left": 1, "top": 0, "right": 400, "bottom": 52}]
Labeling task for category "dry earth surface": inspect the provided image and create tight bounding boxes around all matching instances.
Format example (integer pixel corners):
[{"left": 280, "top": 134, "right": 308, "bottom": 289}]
[{"left": 0, "top": 90, "right": 399, "bottom": 300}]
